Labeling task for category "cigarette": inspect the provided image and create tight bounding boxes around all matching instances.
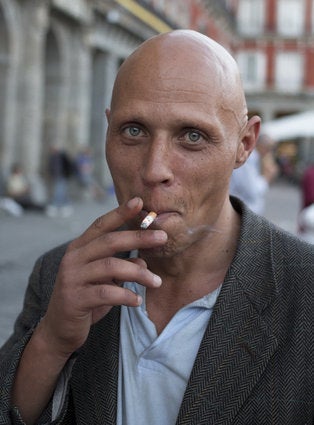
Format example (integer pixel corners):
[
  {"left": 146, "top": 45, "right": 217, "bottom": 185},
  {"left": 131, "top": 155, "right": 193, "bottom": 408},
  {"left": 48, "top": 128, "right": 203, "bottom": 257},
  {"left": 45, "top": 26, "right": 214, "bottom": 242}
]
[{"left": 140, "top": 211, "right": 157, "bottom": 229}]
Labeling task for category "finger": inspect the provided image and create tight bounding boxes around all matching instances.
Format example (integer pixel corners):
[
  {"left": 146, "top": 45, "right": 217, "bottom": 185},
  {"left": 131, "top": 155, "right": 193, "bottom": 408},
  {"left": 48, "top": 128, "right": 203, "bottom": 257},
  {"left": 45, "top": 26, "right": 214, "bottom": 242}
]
[
  {"left": 128, "top": 257, "right": 147, "bottom": 268},
  {"left": 71, "top": 197, "right": 143, "bottom": 249},
  {"left": 80, "top": 284, "right": 143, "bottom": 311},
  {"left": 111, "top": 257, "right": 148, "bottom": 286},
  {"left": 79, "top": 257, "right": 161, "bottom": 288},
  {"left": 74, "top": 229, "right": 167, "bottom": 263}
]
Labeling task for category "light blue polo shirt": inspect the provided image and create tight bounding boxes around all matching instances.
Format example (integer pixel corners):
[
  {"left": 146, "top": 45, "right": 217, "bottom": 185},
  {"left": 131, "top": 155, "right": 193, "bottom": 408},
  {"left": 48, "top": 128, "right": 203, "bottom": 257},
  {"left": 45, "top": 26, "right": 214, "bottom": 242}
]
[{"left": 117, "top": 281, "right": 221, "bottom": 425}]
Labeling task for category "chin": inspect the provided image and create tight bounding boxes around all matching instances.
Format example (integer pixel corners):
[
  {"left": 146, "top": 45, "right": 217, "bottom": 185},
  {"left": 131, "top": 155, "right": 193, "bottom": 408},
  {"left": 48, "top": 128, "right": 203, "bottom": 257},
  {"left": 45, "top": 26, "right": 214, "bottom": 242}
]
[
  {"left": 139, "top": 236, "right": 187, "bottom": 259},
  {"left": 139, "top": 245, "right": 170, "bottom": 259}
]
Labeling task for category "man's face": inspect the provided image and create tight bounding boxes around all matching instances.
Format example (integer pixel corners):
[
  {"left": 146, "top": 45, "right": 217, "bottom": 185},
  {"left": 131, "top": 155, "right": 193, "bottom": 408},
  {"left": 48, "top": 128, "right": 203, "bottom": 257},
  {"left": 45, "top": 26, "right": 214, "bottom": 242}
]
[{"left": 106, "top": 43, "right": 245, "bottom": 256}]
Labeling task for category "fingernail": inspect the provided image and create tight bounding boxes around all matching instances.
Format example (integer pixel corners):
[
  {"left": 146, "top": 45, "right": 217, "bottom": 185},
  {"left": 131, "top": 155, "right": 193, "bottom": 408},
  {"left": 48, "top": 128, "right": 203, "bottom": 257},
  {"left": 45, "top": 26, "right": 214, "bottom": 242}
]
[
  {"left": 154, "top": 230, "right": 168, "bottom": 242},
  {"left": 127, "top": 197, "right": 141, "bottom": 209},
  {"left": 153, "top": 274, "right": 162, "bottom": 287},
  {"left": 136, "top": 295, "right": 143, "bottom": 305}
]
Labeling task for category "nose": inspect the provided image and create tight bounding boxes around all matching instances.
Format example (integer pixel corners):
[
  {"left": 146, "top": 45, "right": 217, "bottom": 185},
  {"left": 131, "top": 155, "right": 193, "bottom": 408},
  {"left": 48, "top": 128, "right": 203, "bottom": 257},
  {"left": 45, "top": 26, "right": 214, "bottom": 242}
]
[{"left": 140, "top": 137, "right": 174, "bottom": 187}]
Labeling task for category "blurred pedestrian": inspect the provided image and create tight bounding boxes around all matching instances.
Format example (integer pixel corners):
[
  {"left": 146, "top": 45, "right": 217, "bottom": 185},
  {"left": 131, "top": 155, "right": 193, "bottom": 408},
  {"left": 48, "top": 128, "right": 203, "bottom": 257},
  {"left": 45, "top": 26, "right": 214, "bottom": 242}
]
[
  {"left": 75, "top": 146, "right": 94, "bottom": 198},
  {"left": 5, "top": 163, "right": 45, "bottom": 212},
  {"left": 75, "top": 146, "right": 107, "bottom": 201},
  {"left": 46, "top": 145, "right": 74, "bottom": 217},
  {"left": 298, "top": 162, "right": 314, "bottom": 243},
  {"left": 230, "top": 134, "right": 278, "bottom": 214},
  {"left": 298, "top": 204, "right": 314, "bottom": 244},
  {"left": 301, "top": 162, "right": 314, "bottom": 209}
]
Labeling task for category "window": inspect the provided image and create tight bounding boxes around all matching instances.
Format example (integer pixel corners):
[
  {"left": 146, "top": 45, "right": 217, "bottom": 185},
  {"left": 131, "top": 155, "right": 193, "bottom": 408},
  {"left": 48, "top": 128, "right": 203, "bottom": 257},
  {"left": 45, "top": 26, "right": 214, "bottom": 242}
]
[
  {"left": 236, "top": 51, "right": 266, "bottom": 91},
  {"left": 237, "top": 0, "right": 265, "bottom": 35},
  {"left": 277, "top": 0, "right": 305, "bottom": 36},
  {"left": 275, "top": 52, "right": 303, "bottom": 92}
]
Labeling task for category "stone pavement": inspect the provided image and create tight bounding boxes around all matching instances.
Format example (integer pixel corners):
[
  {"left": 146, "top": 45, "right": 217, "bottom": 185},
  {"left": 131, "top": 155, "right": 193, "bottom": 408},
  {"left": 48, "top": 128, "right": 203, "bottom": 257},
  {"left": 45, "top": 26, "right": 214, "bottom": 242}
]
[{"left": 0, "top": 182, "right": 303, "bottom": 347}]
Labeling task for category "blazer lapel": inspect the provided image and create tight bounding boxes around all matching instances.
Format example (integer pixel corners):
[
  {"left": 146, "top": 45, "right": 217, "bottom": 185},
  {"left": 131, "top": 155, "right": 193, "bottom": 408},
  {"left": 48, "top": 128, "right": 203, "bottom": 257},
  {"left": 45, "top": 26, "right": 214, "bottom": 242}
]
[{"left": 177, "top": 207, "right": 279, "bottom": 425}]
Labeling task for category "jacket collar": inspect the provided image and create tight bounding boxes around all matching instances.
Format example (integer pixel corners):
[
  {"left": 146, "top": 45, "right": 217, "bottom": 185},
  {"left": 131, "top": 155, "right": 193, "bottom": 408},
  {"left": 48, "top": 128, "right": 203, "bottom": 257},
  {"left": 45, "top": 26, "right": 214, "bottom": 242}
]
[
  {"left": 230, "top": 196, "right": 279, "bottom": 312},
  {"left": 177, "top": 197, "right": 279, "bottom": 424}
]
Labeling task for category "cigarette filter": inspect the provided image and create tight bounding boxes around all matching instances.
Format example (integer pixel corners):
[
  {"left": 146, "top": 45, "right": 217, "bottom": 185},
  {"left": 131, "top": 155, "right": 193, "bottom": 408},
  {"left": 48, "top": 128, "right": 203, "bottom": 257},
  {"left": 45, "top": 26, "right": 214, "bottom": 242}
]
[{"left": 140, "top": 211, "right": 157, "bottom": 229}]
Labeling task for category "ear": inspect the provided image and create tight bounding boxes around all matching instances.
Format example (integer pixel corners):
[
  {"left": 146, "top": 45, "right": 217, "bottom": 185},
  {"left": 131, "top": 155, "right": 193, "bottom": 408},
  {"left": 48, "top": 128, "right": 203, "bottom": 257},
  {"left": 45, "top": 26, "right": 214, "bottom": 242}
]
[{"left": 235, "top": 115, "right": 261, "bottom": 169}]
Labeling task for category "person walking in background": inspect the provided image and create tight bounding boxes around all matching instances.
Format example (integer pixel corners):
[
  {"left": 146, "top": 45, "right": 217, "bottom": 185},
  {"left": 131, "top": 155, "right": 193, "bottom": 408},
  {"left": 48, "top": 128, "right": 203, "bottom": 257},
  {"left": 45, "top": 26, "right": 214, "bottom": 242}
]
[
  {"left": 298, "top": 162, "right": 314, "bottom": 243},
  {"left": 46, "top": 145, "right": 74, "bottom": 217},
  {"left": 75, "top": 146, "right": 106, "bottom": 201},
  {"left": 5, "top": 163, "right": 45, "bottom": 212},
  {"left": 229, "top": 134, "right": 279, "bottom": 214},
  {"left": 301, "top": 162, "right": 314, "bottom": 209},
  {"left": 75, "top": 146, "right": 94, "bottom": 197}
]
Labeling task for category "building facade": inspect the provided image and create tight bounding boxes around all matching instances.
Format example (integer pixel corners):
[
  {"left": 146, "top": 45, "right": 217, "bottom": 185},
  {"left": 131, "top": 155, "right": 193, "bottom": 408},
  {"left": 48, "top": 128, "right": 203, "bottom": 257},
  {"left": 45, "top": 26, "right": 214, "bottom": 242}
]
[
  {"left": 233, "top": 0, "right": 314, "bottom": 122},
  {"left": 2, "top": 0, "right": 313, "bottom": 192},
  {"left": 0, "top": 0, "right": 232, "bottom": 192}
]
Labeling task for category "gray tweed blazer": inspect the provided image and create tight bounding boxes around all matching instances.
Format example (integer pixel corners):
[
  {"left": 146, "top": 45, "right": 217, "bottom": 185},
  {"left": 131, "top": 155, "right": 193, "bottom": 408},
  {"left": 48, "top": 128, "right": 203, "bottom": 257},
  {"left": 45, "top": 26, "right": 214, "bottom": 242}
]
[{"left": 0, "top": 198, "right": 313, "bottom": 425}]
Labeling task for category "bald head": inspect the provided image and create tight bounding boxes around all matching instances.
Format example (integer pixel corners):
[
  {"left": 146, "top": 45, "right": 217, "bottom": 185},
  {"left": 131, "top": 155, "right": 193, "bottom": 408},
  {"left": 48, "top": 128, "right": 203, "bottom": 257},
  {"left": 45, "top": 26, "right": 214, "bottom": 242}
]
[
  {"left": 110, "top": 30, "right": 248, "bottom": 130},
  {"left": 106, "top": 29, "right": 260, "bottom": 239}
]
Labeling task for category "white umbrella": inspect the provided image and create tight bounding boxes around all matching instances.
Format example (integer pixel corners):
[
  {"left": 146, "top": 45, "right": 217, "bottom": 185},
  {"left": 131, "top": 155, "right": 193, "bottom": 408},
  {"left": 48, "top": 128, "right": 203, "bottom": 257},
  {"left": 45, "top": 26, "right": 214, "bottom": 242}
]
[{"left": 261, "top": 110, "right": 314, "bottom": 141}]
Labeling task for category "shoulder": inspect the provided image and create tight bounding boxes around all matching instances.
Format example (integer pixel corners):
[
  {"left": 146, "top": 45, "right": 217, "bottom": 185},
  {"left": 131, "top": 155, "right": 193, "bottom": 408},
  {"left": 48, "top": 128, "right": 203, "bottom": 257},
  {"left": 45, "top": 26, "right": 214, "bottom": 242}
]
[
  {"left": 231, "top": 198, "right": 313, "bottom": 334},
  {"left": 232, "top": 196, "right": 313, "bottom": 277},
  {"left": 30, "top": 242, "right": 70, "bottom": 302},
  {"left": 40, "top": 242, "right": 69, "bottom": 268}
]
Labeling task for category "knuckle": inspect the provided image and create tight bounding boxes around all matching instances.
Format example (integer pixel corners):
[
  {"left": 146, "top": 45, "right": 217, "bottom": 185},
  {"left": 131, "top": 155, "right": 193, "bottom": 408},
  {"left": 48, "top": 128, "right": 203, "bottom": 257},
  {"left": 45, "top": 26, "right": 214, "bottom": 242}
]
[
  {"left": 129, "top": 257, "right": 147, "bottom": 268},
  {"left": 115, "top": 205, "right": 125, "bottom": 219},
  {"left": 96, "top": 285, "right": 137, "bottom": 306},
  {"left": 114, "top": 204, "right": 131, "bottom": 224},
  {"left": 134, "top": 229, "right": 146, "bottom": 241},
  {"left": 135, "top": 230, "right": 142, "bottom": 240},
  {"left": 66, "top": 240, "right": 77, "bottom": 251},
  {"left": 102, "top": 232, "right": 114, "bottom": 246},
  {"left": 94, "top": 215, "right": 105, "bottom": 230},
  {"left": 100, "top": 256, "right": 116, "bottom": 270},
  {"left": 58, "top": 252, "right": 84, "bottom": 287},
  {"left": 123, "top": 288, "right": 138, "bottom": 305},
  {"left": 61, "top": 249, "right": 77, "bottom": 267},
  {"left": 136, "top": 263, "right": 149, "bottom": 279},
  {"left": 57, "top": 260, "right": 71, "bottom": 283},
  {"left": 97, "top": 284, "right": 111, "bottom": 300}
]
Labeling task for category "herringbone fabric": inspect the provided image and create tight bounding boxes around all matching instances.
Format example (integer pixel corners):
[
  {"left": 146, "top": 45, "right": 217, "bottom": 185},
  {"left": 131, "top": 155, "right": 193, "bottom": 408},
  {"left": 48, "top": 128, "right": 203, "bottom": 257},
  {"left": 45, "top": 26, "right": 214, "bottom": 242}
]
[{"left": 0, "top": 198, "right": 313, "bottom": 424}]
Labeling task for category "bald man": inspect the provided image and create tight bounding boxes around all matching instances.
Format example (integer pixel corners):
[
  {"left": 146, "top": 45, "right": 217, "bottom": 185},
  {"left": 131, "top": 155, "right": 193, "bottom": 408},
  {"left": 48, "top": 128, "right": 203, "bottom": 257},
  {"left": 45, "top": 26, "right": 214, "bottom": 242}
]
[{"left": 0, "top": 30, "right": 313, "bottom": 425}]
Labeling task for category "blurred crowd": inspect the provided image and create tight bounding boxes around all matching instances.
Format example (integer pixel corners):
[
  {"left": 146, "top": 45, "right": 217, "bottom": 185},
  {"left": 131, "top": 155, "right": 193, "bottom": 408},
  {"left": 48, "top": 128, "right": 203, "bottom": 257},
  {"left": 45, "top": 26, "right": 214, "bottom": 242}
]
[{"left": 0, "top": 145, "right": 107, "bottom": 218}]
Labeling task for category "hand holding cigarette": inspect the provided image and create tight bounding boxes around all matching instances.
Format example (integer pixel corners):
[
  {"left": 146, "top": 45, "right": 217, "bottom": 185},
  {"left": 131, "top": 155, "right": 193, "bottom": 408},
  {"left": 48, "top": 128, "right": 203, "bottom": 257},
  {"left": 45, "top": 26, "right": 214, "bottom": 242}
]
[{"left": 39, "top": 198, "right": 166, "bottom": 356}]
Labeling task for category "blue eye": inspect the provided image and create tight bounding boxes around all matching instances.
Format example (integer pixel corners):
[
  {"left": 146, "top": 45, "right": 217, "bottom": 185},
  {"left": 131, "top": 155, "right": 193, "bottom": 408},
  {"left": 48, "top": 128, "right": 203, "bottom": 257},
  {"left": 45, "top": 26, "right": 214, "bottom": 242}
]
[
  {"left": 188, "top": 131, "right": 201, "bottom": 143},
  {"left": 127, "top": 126, "right": 141, "bottom": 136}
]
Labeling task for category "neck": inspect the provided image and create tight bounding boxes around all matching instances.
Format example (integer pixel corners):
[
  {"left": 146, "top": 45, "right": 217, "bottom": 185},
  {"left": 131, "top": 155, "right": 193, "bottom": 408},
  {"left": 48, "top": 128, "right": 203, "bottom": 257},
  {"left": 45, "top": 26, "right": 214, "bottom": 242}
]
[{"left": 143, "top": 203, "right": 241, "bottom": 333}]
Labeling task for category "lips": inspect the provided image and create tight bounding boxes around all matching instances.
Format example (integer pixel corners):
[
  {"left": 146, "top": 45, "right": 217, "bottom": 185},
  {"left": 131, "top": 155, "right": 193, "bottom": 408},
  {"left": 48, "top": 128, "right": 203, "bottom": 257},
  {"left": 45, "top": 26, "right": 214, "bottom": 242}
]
[
  {"left": 141, "top": 208, "right": 176, "bottom": 217},
  {"left": 140, "top": 209, "right": 179, "bottom": 228}
]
